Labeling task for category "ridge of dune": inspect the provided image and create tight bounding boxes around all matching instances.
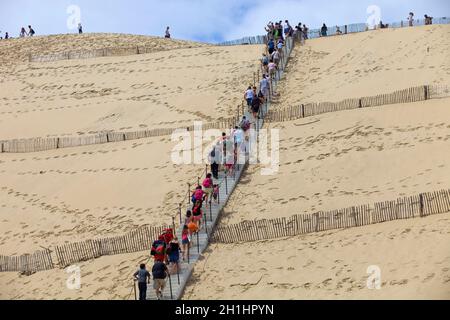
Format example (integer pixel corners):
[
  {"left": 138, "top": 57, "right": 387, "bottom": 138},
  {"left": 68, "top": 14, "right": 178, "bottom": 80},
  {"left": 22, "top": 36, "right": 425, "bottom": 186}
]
[
  {"left": 274, "top": 24, "right": 450, "bottom": 107},
  {"left": 0, "top": 32, "right": 209, "bottom": 66}
]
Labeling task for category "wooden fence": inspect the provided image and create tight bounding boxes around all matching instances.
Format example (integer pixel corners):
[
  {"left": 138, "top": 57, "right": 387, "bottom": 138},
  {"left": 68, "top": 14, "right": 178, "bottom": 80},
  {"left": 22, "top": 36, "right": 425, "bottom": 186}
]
[
  {"left": 265, "top": 84, "right": 449, "bottom": 123},
  {"left": 0, "top": 117, "right": 243, "bottom": 153},
  {"left": 2, "top": 83, "right": 447, "bottom": 154},
  {"left": 218, "top": 17, "right": 450, "bottom": 46},
  {"left": 0, "top": 225, "right": 167, "bottom": 272},
  {"left": 29, "top": 44, "right": 199, "bottom": 63},
  {"left": 211, "top": 189, "right": 450, "bottom": 243},
  {"left": 0, "top": 249, "right": 54, "bottom": 274},
  {"left": 55, "top": 225, "right": 167, "bottom": 268}
]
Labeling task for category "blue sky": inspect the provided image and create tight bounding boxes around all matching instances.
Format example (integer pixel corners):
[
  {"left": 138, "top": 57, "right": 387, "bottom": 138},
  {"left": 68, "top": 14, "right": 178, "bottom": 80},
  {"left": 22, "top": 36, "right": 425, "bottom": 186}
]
[{"left": 1, "top": 0, "right": 449, "bottom": 43}]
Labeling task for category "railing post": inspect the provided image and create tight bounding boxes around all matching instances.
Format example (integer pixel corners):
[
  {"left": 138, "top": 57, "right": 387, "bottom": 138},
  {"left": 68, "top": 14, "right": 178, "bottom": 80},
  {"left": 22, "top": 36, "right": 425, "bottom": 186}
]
[
  {"left": 187, "top": 183, "right": 191, "bottom": 205},
  {"left": 209, "top": 197, "right": 213, "bottom": 222},
  {"left": 172, "top": 217, "right": 175, "bottom": 235},
  {"left": 196, "top": 231, "right": 200, "bottom": 254},
  {"left": 225, "top": 173, "right": 228, "bottom": 195},
  {"left": 133, "top": 280, "right": 137, "bottom": 300},
  {"left": 187, "top": 242, "right": 190, "bottom": 264},
  {"left": 424, "top": 85, "right": 429, "bottom": 100},
  {"left": 179, "top": 203, "right": 182, "bottom": 225},
  {"left": 168, "top": 273, "right": 173, "bottom": 300}
]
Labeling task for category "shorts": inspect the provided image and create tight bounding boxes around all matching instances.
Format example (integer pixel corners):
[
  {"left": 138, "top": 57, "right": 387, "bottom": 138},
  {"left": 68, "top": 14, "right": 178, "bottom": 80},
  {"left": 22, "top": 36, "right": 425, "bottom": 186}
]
[
  {"left": 153, "top": 278, "right": 166, "bottom": 290},
  {"left": 251, "top": 105, "right": 260, "bottom": 114},
  {"left": 203, "top": 187, "right": 213, "bottom": 197},
  {"left": 182, "top": 238, "right": 190, "bottom": 245},
  {"left": 246, "top": 98, "right": 252, "bottom": 106},
  {"left": 193, "top": 214, "right": 202, "bottom": 222},
  {"left": 268, "top": 48, "right": 274, "bottom": 55},
  {"left": 263, "top": 61, "right": 268, "bottom": 66}
]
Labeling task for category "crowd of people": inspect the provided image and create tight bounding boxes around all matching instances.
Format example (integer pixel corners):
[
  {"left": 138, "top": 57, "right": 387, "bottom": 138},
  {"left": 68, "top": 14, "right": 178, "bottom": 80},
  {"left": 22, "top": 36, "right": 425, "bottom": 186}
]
[
  {"left": 132, "top": 19, "right": 292, "bottom": 300},
  {"left": 0, "top": 25, "right": 35, "bottom": 39}
]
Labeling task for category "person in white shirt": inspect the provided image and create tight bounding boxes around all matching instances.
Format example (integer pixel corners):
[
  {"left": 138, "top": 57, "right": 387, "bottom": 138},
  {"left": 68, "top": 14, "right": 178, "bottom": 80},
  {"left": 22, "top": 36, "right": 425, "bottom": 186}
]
[
  {"left": 244, "top": 86, "right": 254, "bottom": 107},
  {"left": 260, "top": 74, "right": 270, "bottom": 99}
]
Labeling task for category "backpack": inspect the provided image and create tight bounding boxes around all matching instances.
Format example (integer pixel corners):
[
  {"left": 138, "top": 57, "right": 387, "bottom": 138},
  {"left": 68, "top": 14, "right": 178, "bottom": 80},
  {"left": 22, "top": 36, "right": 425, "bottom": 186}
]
[
  {"left": 151, "top": 240, "right": 166, "bottom": 256},
  {"left": 241, "top": 120, "right": 250, "bottom": 131},
  {"left": 160, "top": 228, "right": 174, "bottom": 244}
]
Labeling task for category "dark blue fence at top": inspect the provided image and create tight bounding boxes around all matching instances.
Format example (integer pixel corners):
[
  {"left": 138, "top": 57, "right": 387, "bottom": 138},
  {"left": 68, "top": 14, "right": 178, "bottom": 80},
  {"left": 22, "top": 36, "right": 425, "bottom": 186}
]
[{"left": 218, "top": 17, "right": 450, "bottom": 46}]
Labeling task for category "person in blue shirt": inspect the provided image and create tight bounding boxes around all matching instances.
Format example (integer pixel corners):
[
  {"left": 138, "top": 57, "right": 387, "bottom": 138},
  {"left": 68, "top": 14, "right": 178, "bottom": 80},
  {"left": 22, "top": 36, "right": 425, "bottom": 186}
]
[{"left": 268, "top": 39, "right": 275, "bottom": 54}]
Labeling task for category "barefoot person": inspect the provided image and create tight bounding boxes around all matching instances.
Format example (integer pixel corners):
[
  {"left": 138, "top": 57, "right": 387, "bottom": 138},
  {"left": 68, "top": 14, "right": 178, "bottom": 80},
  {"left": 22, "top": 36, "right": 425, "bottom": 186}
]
[
  {"left": 152, "top": 260, "right": 168, "bottom": 300},
  {"left": 133, "top": 263, "right": 150, "bottom": 300}
]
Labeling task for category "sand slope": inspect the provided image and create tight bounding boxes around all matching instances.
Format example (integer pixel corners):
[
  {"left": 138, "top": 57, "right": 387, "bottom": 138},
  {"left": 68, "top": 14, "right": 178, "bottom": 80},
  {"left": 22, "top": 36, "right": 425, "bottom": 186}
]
[
  {"left": 0, "top": 33, "right": 208, "bottom": 65},
  {"left": 219, "top": 98, "right": 450, "bottom": 224},
  {"left": 276, "top": 24, "right": 450, "bottom": 106},
  {"left": 0, "top": 42, "right": 262, "bottom": 139},
  {"left": 184, "top": 212, "right": 450, "bottom": 300},
  {"left": 186, "top": 25, "right": 450, "bottom": 300}
]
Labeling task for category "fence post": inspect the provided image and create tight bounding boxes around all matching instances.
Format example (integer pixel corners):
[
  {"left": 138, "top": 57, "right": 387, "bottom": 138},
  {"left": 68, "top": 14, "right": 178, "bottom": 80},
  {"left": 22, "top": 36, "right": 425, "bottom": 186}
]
[
  {"left": 133, "top": 280, "right": 137, "bottom": 300},
  {"left": 179, "top": 203, "right": 182, "bottom": 225},
  {"left": 424, "top": 85, "right": 429, "bottom": 100},
  {"left": 345, "top": 25, "right": 348, "bottom": 34},
  {"left": 359, "top": 98, "right": 362, "bottom": 108},
  {"left": 419, "top": 193, "right": 424, "bottom": 217}
]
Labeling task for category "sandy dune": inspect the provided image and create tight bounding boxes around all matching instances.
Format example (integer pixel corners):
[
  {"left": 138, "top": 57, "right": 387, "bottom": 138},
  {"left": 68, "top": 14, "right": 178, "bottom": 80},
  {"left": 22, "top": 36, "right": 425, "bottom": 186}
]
[
  {"left": 0, "top": 134, "right": 208, "bottom": 256},
  {"left": 0, "top": 33, "right": 208, "bottom": 66},
  {"left": 275, "top": 24, "right": 450, "bottom": 106},
  {"left": 0, "top": 41, "right": 262, "bottom": 140},
  {"left": 1, "top": 24, "right": 450, "bottom": 300},
  {"left": 0, "top": 250, "right": 149, "bottom": 300},
  {"left": 219, "top": 98, "right": 450, "bottom": 224},
  {"left": 0, "top": 34, "right": 264, "bottom": 299},
  {"left": 184, "top": 212, "right": 450, "bottom": 300},
  {"left": 185, "top": 25, "right": 450, "bottom": 300}
]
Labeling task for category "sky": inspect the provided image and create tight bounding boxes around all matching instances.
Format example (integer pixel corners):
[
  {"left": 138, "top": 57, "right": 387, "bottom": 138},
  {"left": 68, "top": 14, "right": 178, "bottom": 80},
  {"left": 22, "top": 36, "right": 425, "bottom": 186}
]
[{"left": 1, "top": 0, "right": 449, "bottom": 43}]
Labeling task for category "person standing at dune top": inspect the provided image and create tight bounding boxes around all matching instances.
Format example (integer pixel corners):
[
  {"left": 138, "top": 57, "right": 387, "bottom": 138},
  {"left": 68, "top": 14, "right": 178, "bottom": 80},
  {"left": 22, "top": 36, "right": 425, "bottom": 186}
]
[
  {"left": 321, "top": 23, "right": 328, "bottom": 36},
  {"left": 28, "top": 25, "right": 35, "bottom": 36},
  {"left": 20, "top": 27, "right": 27, "bottom": 37},
  {"left": 408, "top": 12, "right": 414, "bottom": 27},
  {"left": 165, "top": 26, "right": 171, "bottom": 38},
  {"left": 78, "top": 23, "right": 83, "bottom": 34}
]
